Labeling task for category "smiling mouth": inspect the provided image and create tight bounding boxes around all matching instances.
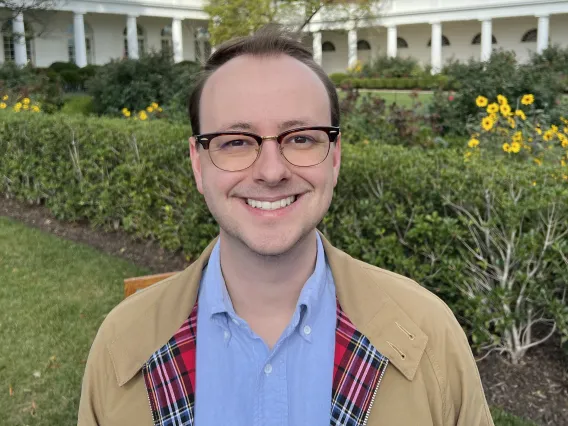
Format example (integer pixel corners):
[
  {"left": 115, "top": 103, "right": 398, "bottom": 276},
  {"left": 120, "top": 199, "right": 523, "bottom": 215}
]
[{"left": 245, "top": 195, "right": 298, "bottom": 211}]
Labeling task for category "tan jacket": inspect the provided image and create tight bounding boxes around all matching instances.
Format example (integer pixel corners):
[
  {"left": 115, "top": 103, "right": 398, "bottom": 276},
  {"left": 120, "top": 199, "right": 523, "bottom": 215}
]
[{"left": 78, "top": 235, "right": 494, "bottom": 426}]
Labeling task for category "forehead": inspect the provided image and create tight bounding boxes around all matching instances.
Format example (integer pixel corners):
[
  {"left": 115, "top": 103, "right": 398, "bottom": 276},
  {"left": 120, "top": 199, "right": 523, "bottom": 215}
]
[{"left": 199, "top": 54, "right": 331, "bottom": 132}]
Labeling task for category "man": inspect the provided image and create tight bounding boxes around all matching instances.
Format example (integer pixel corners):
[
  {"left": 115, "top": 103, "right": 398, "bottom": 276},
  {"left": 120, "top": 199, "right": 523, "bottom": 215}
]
[{"left": 78, "top": 26, "right": 494, "bottom": 426}]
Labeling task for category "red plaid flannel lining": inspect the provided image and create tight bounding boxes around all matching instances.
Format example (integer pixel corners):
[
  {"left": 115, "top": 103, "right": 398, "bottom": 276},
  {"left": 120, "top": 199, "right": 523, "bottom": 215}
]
[{"left": 143, "top": 301, "right": 389, "bottom": 426}]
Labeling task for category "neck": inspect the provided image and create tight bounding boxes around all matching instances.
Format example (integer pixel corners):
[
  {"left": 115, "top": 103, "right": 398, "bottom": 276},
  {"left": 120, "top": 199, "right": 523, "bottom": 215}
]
[{"left": 218, "top": 230, "right": 318, "bottom": 322}]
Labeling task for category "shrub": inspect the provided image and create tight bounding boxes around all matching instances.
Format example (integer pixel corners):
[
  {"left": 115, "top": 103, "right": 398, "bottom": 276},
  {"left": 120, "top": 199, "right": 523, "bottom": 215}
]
[
  {"left": 359, "top": 55, "right": 423, "bottom": 78},
  {"left": 432, "top": 50, "right": 566, "bottom": 136},
  {"left": 330, "top": 72, "right": 348, "bottom": 85},
  {"left": 86, "top": 51, "right": 200, "bottom": 121}
]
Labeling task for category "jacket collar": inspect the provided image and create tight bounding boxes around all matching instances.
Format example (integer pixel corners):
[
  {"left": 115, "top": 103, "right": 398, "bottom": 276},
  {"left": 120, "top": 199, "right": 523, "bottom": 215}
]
[{"left": 107, "top": 232, "right": 428, "bottom": 386}]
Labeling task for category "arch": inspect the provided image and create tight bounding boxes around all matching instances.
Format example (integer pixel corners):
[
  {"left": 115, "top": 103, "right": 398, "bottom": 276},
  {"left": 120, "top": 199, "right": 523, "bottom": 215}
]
[
  {"left": 2, "top": 19, "right": 34, "bottom": 64},
  {"left": 357, "top": 39, "right": 371, "bottom": 51},
  {"left": 123, "top": 24, "right": 145, "bottom": 57},
  {"left": 67, "top": 22, "right": 94, "bottom": 64},
  {"left": 471, "top": 33, "right": 497, "bottom": 45},
  {"left": 427, "top": 35, "right": 450, "bottom": 47},
  {"left": 521, "top": 28, "right": 537, "bottom": 42},
  {"left": 322, "top": 41, "right": 335, "bottom": 52},
  {"left": 397, "top": 37, "right": 409, "bottom": 48}
]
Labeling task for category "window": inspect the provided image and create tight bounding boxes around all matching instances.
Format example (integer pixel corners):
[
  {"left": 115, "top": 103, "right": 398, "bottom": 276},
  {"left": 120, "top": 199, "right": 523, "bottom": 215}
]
[
  {"left": 322, "top": 41, "right": 335, "bottom": 52},
  {"left": 67, "top": 23, "right": 94, "bottom": 64},
  {"left": 357, "top": 40, "right": 371, "bottom": 51},
  {"left": 2, "top": 19, "right": 34, "bottom": 64},
  {"left": 471, "top": 33, "right": 497, "bottom": 45},
  {"left": 397, "top": 37, "right": 409, "bottom": 48},
  {"left": 123, "top": 24, "right": 145, "bottom": 58},
  {"left": 521, "top": 29, "right": 537, "bottom": 43},
  {"left": 161, "top": 24, "right": 172, "bottom": 54},
  {"left": 427, "top": 35, "right": 450, "bottom": 47},
  {"left": 194, "top": 27, "right": 211, "bottom": 62}
]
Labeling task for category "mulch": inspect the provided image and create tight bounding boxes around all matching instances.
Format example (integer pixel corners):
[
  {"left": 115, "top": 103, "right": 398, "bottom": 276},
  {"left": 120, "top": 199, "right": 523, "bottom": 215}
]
[{"left": 1, "top": 195, "right": 567, "bottom": 425}]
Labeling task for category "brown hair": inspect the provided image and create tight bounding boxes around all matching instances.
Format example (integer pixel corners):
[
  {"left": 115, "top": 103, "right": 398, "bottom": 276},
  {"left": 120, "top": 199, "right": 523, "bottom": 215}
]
[{"left": 188, "top": 25, "right": 340, "bottom": 135}]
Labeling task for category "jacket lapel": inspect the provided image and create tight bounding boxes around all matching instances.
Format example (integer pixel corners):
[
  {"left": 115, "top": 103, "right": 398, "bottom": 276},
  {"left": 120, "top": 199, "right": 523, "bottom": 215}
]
[{"left": 142, "top": 301, "right": 388, "bottom": 426}]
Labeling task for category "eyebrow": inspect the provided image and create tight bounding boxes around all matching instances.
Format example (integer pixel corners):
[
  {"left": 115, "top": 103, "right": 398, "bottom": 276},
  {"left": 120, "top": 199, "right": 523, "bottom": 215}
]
[{"left": 218, "top": 119, "right": 311, "bottom": 133}]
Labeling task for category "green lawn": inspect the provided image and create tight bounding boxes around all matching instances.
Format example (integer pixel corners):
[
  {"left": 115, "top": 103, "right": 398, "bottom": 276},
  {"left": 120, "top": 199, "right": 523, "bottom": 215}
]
[{"left": 0, "top": 216, "right": 535, "bottom": 425}]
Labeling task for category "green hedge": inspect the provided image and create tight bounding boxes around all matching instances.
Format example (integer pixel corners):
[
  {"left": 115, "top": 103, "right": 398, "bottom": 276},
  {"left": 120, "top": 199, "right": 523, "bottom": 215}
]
[
  {"left": 1, "top": 112, "right": 567, "bottom": 355},
  {"left": 332, "top": 75, "right": 458, "bottom": 91}
]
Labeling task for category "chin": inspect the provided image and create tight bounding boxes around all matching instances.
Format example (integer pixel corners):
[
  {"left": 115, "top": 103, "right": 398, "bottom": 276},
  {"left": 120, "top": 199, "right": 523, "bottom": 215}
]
[{"left": 229, "top": 226, "right": 312, "bottom": 257}]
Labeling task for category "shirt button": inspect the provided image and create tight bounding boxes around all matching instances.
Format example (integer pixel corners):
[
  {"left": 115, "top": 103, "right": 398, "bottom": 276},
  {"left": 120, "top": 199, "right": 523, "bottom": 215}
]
[
  {"left": 224, "top": 330, "right": 231, "bottom": 340},
  {"left": 303, "top": 325, "right": 312, "bottom": 335},
  {"left": 264, "top": 364, "right": 273, "bottom": 375}
]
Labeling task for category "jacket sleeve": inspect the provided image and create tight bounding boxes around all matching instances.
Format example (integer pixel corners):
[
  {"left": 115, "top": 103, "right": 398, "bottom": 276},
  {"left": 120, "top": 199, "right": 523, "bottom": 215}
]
[
  {"left": 439, "top": 307, "right": 495, "bottom": 426},
  {"left": 77, "top": 326, "right": 110, "bottom": 426}
]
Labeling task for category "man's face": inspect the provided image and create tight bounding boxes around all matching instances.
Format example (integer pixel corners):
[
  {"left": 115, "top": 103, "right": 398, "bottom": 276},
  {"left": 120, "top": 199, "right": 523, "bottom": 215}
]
[{"left": 190, "top": 54, "right": 341, "bottom": 256}]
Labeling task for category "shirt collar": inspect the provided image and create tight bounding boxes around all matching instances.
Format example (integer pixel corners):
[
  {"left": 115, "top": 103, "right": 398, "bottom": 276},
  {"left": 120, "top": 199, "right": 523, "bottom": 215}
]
[{"left": 198, "top": 233, "right": 329, "bottom": 337}]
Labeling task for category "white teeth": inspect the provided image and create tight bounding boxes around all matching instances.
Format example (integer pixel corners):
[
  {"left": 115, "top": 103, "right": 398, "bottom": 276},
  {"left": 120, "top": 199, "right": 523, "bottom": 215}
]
[{"left": 246, "top": 196, "right": 297, "bottom": 211}]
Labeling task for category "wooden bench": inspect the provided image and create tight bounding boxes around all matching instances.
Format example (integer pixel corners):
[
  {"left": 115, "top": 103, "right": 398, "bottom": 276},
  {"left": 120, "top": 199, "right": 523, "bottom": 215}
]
[{"left": 123, "top": 271, "right": 180, "bottom": 299}]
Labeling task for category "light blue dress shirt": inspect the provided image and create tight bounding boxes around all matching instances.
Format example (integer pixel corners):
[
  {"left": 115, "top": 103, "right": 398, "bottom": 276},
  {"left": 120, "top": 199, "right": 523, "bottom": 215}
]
[{"left": 195, "top": 233, "right": 337, "bottom": 426}]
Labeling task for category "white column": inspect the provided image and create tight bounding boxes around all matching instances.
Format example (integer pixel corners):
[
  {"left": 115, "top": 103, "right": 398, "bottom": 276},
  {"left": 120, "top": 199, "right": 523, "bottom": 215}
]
[
  {"left": 312, "top": 31, "right": 322, "bottom": 66},
  {"left": 347, "top": 26, "right": 357, "bottom": 69},
  {"left": 73, "top": 12, "right": 87, "bottom": 67},
  {"left": 387, "top": 25, "right": 397, "bottom": 58},
  {"left": 537, "top": 15, "right": 549, "bottom": 54},
  {"left": 126, "top": 15, "right": 139, "bottom": 59},
  {"left": 12, "top": 13, "right": 27, "bottom": 67},
  {"left": 430, "top": 21, "right": 442, "bottom": 75},
  {"left": 172, "top": 17, "right": 183, "bottom": 63},
  {"left": 480, "top": 19, "right": 492, "bottom": 62}
]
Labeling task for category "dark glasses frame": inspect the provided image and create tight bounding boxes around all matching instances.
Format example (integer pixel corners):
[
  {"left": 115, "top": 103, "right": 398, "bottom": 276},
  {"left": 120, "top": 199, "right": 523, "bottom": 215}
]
[{"left": 193, "top": 126, "right": 340, "bottom": 171}]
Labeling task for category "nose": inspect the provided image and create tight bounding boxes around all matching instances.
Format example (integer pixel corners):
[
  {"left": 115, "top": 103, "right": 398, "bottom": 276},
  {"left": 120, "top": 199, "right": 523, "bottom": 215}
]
[{"left": 251, "top": 139, "right": 292, "bottom": 185}]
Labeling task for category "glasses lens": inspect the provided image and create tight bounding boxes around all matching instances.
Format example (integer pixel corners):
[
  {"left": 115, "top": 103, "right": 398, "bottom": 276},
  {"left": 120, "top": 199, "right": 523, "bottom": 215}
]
[
  {"left": 280, "top": 129, "right": 330, "bottom": 167},
  {"left": 209, "top": 134, "right": 259, "bottom": 171}
]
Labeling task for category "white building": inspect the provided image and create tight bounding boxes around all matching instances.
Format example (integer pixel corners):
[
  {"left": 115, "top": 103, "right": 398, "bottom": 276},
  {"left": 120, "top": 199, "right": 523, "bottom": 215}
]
[{"left": 1, "top": 0, "right": 567, "bottom": 74}]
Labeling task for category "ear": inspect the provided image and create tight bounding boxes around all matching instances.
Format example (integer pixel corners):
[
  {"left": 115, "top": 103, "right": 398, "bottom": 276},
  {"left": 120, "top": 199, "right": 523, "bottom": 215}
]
[
  {"left": 332, "top": 133, "right": 341, "bottom": 187},
  {"left": 189, "top": 136, "right": 204, "bottom": 194}
]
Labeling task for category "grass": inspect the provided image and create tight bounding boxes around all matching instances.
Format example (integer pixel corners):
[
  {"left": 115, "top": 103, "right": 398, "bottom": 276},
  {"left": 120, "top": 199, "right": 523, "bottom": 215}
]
[
  {"left": 0, "top": 216, "right": 536, "bottom": 425},
  {"left": 0, "top": 216, "right": 148, "bottom": 425}
]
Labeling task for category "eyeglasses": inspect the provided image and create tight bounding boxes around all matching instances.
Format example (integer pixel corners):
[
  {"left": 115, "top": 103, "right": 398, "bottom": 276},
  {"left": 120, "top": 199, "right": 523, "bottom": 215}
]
[{"left": 194, "top": 126, "right": 340, "bottom": 172}]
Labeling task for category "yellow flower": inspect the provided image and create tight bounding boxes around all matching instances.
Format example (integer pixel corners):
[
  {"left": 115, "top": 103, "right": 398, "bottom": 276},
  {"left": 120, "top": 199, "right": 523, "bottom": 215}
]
[
  {"left": 476, "top": 96, "right": 488, "bottom": 107},
  {"left": 31, "top": 105, "right": 40, "bottom": 112},
  {"left": 511, "top": 142, "right": 521, "bottom": 153},
  {"left": 561, "top": 159, "right": 566, "bottom": 167},
  {"left": 536, "top": 127, "right": 542, "bottom": 135},
  {"left": 487, "top": 103, "right": 499, "bottom": 114},
  {"left": 482, "top": 117, "right": 494, "bottom": 131},
  {"left": 512, "top": 131, "right": 523, "bottom": 143},
  {"left": 507, "top": 117, "right": 516, "bottom": 128},
  {"left": 564, "top": 127, "right": 568, "bottom": 134},
  {"left": 521, "top": 94, "right": 534, "bottom": 105},
  {"left": 532, "top": 181, "right": 537, "bottom": 186},
  {"left": 562, "top": 139, "right": 568, "bottom": 148},
  {"left": 515, "top": 110, "right": 526, "bottom": 120},
  {"left": 158, "top": 107, "right": 163, "bottom": 112},
  {"left": 534, "top": 158, "right": 542, "bottom": 166},
  {"left": 15, "top": 102, "right": 22, "bottom": 109},
  {"left": 0, "top": 102, "right": 6, "bottom": 109},
  {"left": 543, "top": 130, "right": 554, "bottom": 141},
  {"left": 22, "top": 98, "right": 30, "bottom": 105},
  {"left": 468, "top": 138, "right": 480, "bottom": 148},
  {"left": 146, "top": 106, "right": 154, "bottom": 113},
  {"left": 500, "top": 103, "right": 512, "bottom": 116},
  {"left": 497, "top": 94, "right": 508, "bottom": 105},
  {"left": 124, "top": 110, "right": 131, "bottom": 117},
  {"left": 2, "top": 95, "right": 8, "bottom": 101},
  {"left": 139, "top": 111, "right": 148, "bottom": 121},
  {"left": 502, "top": 143, "right": 511, "bottom": 153},
  {"left": 22, "top": 104, "right": 29, "bottom": 110},
  {"left": 151, "top": 102, "right": 158, "bottom": 109}
]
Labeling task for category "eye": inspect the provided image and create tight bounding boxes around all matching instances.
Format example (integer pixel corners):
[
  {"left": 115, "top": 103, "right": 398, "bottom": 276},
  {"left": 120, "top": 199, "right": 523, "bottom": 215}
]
[
  {"left": 285, "top": 134, "right": 316, "bottom": 145},
  {"left": 222, "top": 139, "right": 247, "bottom": 148}
]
